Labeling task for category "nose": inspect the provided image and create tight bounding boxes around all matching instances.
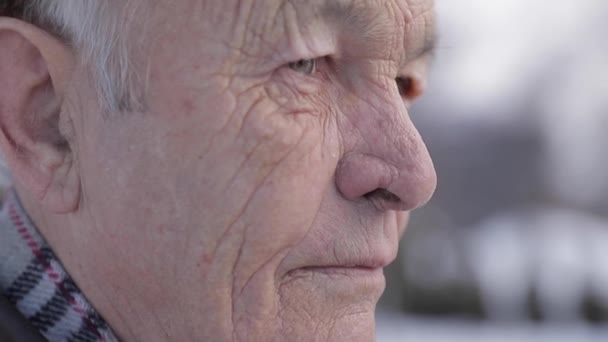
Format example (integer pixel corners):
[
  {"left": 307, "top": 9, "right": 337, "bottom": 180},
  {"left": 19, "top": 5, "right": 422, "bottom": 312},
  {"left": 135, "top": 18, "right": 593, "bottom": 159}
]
[{"left": 335, "top": 90, "right": 437, "bottom": 212}]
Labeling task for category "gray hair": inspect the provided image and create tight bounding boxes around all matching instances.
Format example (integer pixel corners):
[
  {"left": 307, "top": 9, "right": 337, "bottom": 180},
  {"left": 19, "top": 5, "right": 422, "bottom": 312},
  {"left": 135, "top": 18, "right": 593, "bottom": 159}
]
[{"left": 1, "top": 1, "right": 146, "bottom": 112}]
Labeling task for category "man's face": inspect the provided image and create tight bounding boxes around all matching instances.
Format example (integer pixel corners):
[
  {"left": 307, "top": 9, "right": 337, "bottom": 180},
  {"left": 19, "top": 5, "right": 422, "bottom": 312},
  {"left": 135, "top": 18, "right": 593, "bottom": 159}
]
[{"left": 64, "top": 0, "right": 436, "bottom": 340}]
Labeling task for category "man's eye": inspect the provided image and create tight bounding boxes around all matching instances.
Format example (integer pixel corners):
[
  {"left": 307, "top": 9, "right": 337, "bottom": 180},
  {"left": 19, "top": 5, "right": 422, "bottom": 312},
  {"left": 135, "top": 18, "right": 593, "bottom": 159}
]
[{"left": 288, "top": 59, "right": 316, "bottom": 75}]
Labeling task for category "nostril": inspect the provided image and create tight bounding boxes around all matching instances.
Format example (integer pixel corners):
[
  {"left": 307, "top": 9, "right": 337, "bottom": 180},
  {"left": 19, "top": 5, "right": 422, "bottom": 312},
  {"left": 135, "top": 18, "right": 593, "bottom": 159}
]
[
  {"left": 364, "top": 188, "right": 400, "bottom": 203},
  {"left": 336, "top": 152, "right": 433, "bottom": 211}
]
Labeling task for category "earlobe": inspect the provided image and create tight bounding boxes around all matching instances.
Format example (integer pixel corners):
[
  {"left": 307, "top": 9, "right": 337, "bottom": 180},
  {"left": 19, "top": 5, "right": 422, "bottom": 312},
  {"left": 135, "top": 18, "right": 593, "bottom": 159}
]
[{"left": 0, "top": 17, "right": 79, "bottom": 213}]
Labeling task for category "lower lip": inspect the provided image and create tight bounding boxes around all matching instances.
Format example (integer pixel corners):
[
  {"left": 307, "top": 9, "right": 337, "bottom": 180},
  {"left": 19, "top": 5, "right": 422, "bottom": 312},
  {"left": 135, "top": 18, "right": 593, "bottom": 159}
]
[{"left": 286, "top": 266, "right": 386, "bottom": 295}]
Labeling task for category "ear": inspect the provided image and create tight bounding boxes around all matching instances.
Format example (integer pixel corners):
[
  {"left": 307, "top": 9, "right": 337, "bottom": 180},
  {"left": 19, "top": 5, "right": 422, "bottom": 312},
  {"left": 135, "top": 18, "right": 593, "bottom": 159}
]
[{"left": 0, "top": 17, "right": 79, "bottom": 213}]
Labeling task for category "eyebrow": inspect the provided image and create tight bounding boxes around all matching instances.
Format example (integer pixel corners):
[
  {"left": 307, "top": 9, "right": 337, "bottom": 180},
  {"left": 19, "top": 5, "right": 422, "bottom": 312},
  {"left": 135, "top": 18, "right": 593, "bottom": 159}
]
[{"left": 320, "top": 0, "right": 438, "bottom": 60}]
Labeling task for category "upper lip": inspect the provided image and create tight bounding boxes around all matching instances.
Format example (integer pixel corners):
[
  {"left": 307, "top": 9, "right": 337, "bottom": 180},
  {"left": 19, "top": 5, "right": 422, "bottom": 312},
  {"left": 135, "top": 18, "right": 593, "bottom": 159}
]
[{"left": 291, "top": 246, "right": 396, "bottom": 273}]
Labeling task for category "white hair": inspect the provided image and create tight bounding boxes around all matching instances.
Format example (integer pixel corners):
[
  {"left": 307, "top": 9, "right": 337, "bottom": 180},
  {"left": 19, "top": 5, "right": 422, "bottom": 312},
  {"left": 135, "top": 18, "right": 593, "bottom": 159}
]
[{"left": 23, "top": 1, "right": 147, "bottom": 112}]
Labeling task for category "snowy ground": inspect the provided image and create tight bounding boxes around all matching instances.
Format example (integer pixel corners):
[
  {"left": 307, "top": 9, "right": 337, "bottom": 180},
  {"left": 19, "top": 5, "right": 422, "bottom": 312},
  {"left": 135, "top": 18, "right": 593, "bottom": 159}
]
[{"left": 376, "top": 311, "right": 608, "bottom": 342}]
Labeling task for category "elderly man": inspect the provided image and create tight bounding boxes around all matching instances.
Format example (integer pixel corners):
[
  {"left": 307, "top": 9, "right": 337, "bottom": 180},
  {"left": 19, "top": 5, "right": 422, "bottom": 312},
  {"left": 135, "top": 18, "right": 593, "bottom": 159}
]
[{"left": 0, "top": 0, "right": 437, "bottom": 340}]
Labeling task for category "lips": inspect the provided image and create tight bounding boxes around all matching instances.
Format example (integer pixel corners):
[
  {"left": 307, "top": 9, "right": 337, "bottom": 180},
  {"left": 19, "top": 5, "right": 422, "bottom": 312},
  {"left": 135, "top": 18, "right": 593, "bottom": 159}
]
[
  {"left": 284, "top": 243, "right": 397, "bottom": 279},
  {"left": 295, "top": 265, "right": 384, "bottom": 278},
  {"left": 306, "top": 256, "right": 391, "bottom": 271},
  {"left": 279, "top": 211, "right": 403, "bottom": 280}
]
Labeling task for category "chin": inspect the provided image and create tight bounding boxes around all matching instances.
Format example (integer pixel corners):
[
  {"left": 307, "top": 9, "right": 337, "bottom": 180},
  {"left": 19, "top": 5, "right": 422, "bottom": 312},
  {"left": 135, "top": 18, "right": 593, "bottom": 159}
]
[
  {"left": 275, "top": 270, "right": 383, "bottom": 341},
  {"left": 283, "top": 309, "right": 377, "bottom": 342},
  {"left": 327, "top": 313, "right": 377, "bottom": 342},
  {"left": 270, "top": 304, "right": 377, "bottom": 342}
]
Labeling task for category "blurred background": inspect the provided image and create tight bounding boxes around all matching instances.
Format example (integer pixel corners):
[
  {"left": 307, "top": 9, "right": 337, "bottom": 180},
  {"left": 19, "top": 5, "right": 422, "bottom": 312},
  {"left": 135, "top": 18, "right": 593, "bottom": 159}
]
[{"left": 377, "top": 0, "right": 608, "bottom": 340}]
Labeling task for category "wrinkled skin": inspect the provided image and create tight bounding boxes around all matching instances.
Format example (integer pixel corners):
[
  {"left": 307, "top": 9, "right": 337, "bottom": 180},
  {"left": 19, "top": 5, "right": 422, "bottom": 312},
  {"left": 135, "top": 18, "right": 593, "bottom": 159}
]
[{"left": 0, "top": 0, "right": 436, "bottom": 340}]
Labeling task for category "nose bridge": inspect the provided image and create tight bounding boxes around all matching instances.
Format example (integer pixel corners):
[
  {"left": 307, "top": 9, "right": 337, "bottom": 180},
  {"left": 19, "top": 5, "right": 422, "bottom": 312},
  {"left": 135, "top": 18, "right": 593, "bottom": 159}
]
[
  {"left": 355, "top": 84, "right": 427, "bottom": 173},
  {"left": 336, "top": 84, "right": 437, "bottom": 211},
  {"left": 387, "top": 113, "right": 437, "bottom": 209},
  {"left": 373, "top": 100, "right": 420, "bottom": 167}
]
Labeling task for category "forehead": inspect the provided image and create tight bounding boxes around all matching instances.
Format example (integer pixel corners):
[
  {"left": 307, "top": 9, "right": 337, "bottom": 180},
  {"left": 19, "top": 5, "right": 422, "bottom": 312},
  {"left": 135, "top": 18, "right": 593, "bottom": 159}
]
[{"left": 165, "top": 0, "right": 435, "bottom": 32}]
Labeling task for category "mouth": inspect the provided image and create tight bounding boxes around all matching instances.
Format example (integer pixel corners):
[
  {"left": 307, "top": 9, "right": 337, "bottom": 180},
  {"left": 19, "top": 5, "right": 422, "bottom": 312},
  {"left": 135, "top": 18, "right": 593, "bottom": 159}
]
[
  {"left": 284, "top": 264, "right": 386, "bottom": 294},
  {"left": 286, "top": 254, "right": 392, "bottom": 281},
  {"left": 278, "top": 244, "right": 397, "bottom": 300},
  {"left": 296, "top": 265, "right": 384, "bottom": 278},
  {"left": 280, "top": 235, "right": 399, "bottom": 286}
]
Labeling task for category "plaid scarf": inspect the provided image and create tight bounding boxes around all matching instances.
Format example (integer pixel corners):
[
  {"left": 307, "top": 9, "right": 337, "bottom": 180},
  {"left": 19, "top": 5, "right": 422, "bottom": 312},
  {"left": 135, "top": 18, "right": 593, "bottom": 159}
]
[{"left": 0, "top": 189, "right": 118, "bottom": 341}]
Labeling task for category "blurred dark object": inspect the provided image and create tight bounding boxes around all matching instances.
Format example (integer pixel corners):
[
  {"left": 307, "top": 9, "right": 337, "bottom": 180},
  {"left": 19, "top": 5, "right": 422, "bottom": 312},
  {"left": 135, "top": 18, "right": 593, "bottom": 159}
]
[
  {"left": 0, "top": 1, "right": 25, "bottom": 17},
  {"left": 0, "top": 294, "right": 45, "bottom": 342}
]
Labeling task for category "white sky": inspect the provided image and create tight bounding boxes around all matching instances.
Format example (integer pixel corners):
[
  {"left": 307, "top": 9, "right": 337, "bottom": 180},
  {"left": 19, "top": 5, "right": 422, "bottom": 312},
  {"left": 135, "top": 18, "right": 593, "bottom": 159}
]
[{"left": 428, "top": 0, "right": 608, "bottom": 123}]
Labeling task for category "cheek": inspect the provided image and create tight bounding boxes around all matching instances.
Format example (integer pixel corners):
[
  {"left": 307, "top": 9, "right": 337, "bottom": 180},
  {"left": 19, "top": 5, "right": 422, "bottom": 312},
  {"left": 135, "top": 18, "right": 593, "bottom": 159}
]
[
  {"left": 77, "top": 77, "right": 343, "bottom": 270},
  {"left": 214, "top": 88, "right": 341, "bottom": 264},
  {"left": 237, "top": 115, "right": 341, "bottom": 253},
  {"left": 79, "top": 121, "right": 181, "bottom": 226}
]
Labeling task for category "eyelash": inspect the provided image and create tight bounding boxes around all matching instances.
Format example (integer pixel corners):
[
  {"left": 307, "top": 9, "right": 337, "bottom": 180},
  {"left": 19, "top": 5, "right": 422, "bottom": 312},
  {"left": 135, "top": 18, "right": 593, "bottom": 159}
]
[{"left": 285, "top": 58, "right": 421, "bottom": 102}]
